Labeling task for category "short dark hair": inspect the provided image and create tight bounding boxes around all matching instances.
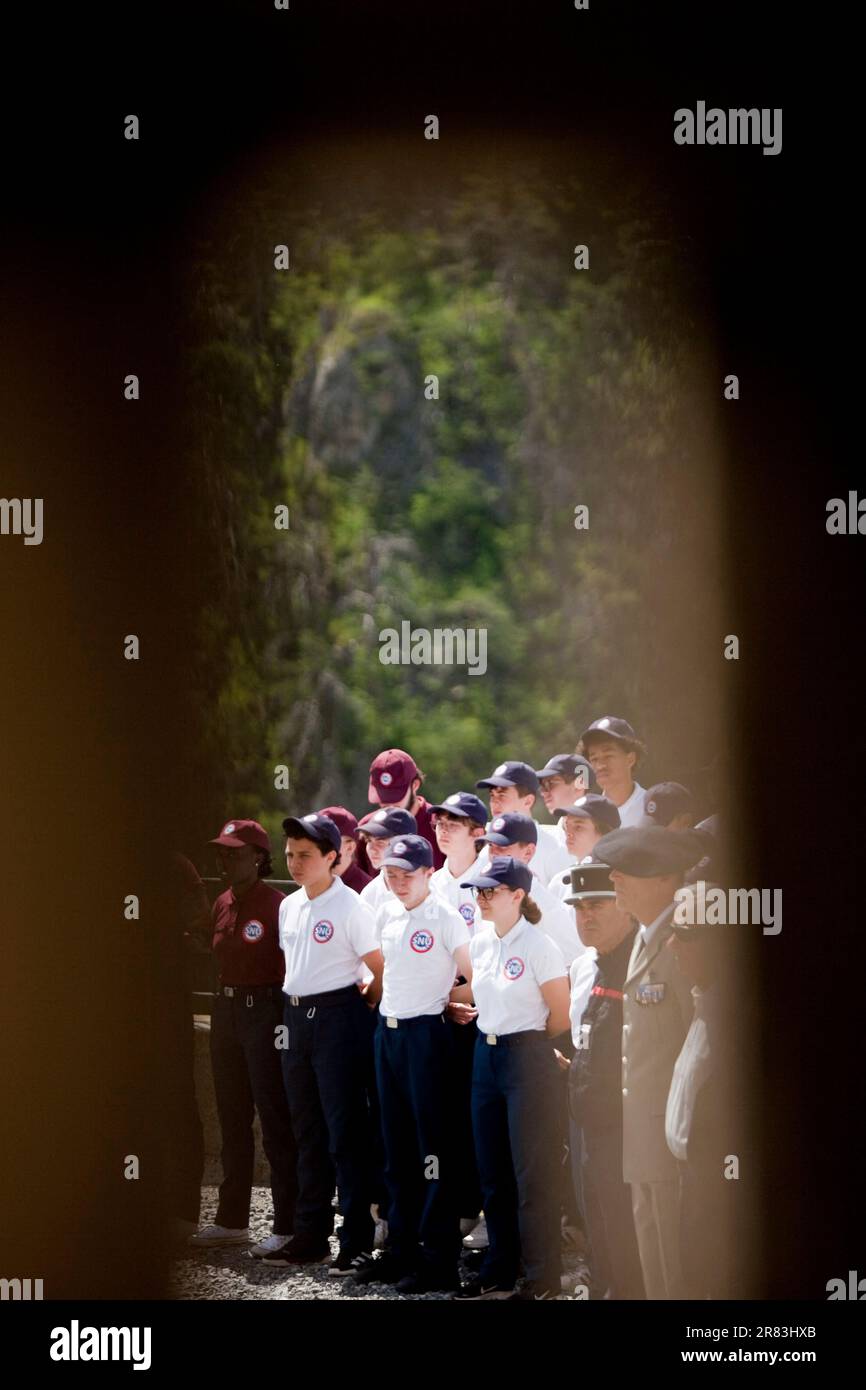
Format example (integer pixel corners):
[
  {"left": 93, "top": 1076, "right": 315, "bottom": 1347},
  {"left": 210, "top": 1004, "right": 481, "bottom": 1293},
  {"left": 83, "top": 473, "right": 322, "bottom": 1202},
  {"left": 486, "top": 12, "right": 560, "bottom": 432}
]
[
  {"left": 286, "top": 830, "right": 340, "bottom": 872},
  {"left": 513, "top": 782, "right": 537, "bottom": 800}
]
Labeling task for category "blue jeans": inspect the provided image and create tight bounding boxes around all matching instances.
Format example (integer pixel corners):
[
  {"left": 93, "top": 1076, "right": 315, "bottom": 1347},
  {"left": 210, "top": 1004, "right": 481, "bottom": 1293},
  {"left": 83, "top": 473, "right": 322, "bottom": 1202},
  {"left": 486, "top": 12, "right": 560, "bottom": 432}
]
[
  {"left": 280, "top": 989, "right": 376, "bottom": 1253},
  {"left": 471, "top": 1033, "right": 561, "bottom": 1287}
]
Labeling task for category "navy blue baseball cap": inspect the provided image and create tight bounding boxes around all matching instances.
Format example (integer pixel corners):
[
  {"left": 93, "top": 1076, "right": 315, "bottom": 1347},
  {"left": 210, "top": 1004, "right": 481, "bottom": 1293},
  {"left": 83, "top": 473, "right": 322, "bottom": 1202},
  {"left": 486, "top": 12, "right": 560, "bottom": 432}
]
[
  {"left": 429, "top": 791, "right": 488, "bottom": 826},
  {"left": 593, "top": 826, "right": 705, "bottom": 878},
  {"left": 382, "top": 834, "right": 434, "bottom": 871},
  {"left": 460, "top": 855, "right": 534, "bottom": 894},
  {"left": 554, "top": 794, "right": 621, "bottom": 833},
  {"left": 282, "top": 812, "right": 342, "bottom": 855},
  {"left": 480, "top": 812, "right": 538, "bottom": 846},
  {"left": 476, "top": 760, "right": 540, "bottom": 793},
  {"left": 579, "top": 715, "right": 640, "bottom": 747},
  {"left": 644, "top": 782, "right": 695, "bottom": 826},
  {"left": 535, "top": 753, "right": 598, "bottom": 791},
  {"left": 361, "top": 807, "right": 418, "bottom": 839}
]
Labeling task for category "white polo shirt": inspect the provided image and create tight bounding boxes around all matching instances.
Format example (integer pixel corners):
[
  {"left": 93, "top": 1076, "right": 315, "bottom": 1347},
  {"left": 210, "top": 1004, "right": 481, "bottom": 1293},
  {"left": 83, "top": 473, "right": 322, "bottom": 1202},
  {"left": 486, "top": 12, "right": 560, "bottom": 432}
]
[
  {"left": 430, "top": 860, "right": 481, "bottom": 935},
  {"left": 279, "top": 876, "right": 379, "bottom": 997},
  {"left": 360, "top": 870, "right": 393, "bottom": 922},
  {"left": 531, "top": 873, "right": 585, "bottom": 968},
  {"left": 569, "top": 949, "right": 599, "bottom": 1048},
  {"left": 377, "top": 894, "right": 470, "bottom": 1019},
  {"left": 613, "top": 782, "right": 646, "bottom": 828},
  {"left": 532, "top": 823, "right": 573, "bottom": 883},
  {"left": 470, "top": 918, "right": 566, "bottom": 1037}
]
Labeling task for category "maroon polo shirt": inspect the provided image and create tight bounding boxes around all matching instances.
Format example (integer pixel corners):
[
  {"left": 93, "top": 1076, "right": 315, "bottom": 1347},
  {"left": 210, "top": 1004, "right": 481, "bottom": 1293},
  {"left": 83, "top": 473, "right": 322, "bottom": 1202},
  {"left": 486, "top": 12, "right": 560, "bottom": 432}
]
[
  {"left": 211, "top": 878, "right": 285, "bottom": 986},
  {"left": 341, "top": 860, "right": 372, "bottom": 894}
]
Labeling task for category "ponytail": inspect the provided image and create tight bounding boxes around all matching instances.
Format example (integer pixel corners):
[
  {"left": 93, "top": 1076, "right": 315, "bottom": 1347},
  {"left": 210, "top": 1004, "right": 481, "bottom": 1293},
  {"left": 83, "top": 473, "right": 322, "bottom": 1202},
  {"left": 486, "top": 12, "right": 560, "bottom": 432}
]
[{"left": 520, "top": 893, "right": 542, "bottom": 925}]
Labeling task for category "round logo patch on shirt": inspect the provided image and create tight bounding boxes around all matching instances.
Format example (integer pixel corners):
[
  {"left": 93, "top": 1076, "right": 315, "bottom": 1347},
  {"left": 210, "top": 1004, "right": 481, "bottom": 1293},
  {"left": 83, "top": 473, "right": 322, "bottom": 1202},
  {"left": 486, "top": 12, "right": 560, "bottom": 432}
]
[
  {"left": 410, "top": 928, "right": 434, "bottom": 953},
  {"left": 379, "top": 771, "right": 393, "bottom": 786},
  {"left": 242, "top": 919, "right": 264, "bottom": 942},
  {"left": 459, "top": 903, "right": 476, "bottom": 924},
  {"left": 312, "top": 920, "right": 335, "bottom": 944},
  {"left": 503, "top": 956, "right": 525, "bottom": 980}
]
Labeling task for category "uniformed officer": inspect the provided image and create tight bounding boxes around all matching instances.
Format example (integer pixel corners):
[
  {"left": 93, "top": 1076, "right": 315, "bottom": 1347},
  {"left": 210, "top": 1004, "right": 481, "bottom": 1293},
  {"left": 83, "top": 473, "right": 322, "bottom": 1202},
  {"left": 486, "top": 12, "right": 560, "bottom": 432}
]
[
  {"left": 666, "top": 884, "right": 738, "bottom": 1298},
  {"left": 358, "top": 807, "right": 418, "bottom": 917},
  {"left": 189, "top": 820, "right": 298, "bottom": 1260},
  {"left": 480, "top": 811, "right": 586, "bottom": 967},
  {"left": 592, "top": 825, "right": 705, "bottom": 1300},
  {"left": 319, "top": 805, "right": 372, "bottom": 893},
  {"left": 262, "top": 813, "right": 384, "bottom": 1273},
  {"left": 535, "top": 753, "right": 598, "bottom": 854},
  {"left": 359, "top": 835, "right": 473, "bottom": 1293},
  {"left": 368, "top": 748, "right": 445, "bottom": 868},
  {"left": 563, "top": 859, "right": 645, "bottom": 1299},
  {"left": 475, "top": 759, "right": 572, "bottom": 885},
  {"left": 578, "top": 717, "right": 649, "bottom": 828},
  {"left": 643, "top": 782, "right": 696, "bottom": 831},
  {"left": 454, "top": 857, "right": 571, "bottom": 1300},
  {"left": 548, "top": 793, "right": 622, "bottom": 902}
]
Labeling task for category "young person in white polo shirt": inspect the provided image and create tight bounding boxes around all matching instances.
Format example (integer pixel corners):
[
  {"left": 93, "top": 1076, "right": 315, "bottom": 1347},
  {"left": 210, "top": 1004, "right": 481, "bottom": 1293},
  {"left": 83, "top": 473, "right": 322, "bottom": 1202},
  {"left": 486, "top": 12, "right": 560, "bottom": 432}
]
[
  {"left": 535, "top": 753, "right": 598, "bottom": 852},
  {"left": 475, "top": 759, "right": 572, "bottom": 885},
  {"left": 352, "top": 835, "right": 472, "bottom": 1294},
  {"left": 262, "top": 813, "right": 384, "bottom": 1274},
  {"left": 428, "top": 791, "right": 489, "bottom": 1248},
  {"left": 578, "top": 716, "right": 649, "bottom": 829},
  {"left": 548, "top": 793, "right": 622, "bottom": 903},
  {"left": 358, "top": 807, "right": 418, "bottom": 917},
  {"left": 453, "top": 857, "right": 570, "bottom": 1301},
  {"left": 480, "top": 811, "right": 586, "bottom": 968}
]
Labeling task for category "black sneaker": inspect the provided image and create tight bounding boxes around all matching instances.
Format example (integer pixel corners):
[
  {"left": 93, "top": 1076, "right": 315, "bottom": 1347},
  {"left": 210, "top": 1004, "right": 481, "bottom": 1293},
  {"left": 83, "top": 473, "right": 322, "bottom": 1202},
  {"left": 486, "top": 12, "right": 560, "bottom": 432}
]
[
  {"left": 395, "top": 1266, "right": 459, "bottom": 1295},
  {"left": 329, "top": 1248, "right": 371, "bottom": 1278},
  {"left": 453, "top": 1272, "right": 514, "bottom": 1300},
  {"left": 260, "top": 1236, "right": 331, "bottom": 1267},
  {"left": 506, "top": 1278, "right": 561, "bottom": 1300},
  {"left": 349, "top": 1251, "right": 411, "bottom": 1286}
]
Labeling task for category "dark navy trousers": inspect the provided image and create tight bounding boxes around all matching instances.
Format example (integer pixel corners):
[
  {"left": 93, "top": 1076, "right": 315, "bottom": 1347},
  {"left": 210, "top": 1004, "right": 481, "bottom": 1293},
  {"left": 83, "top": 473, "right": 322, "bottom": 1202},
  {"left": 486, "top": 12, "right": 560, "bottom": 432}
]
[
  {"left": 374, "top": 1013, "right": 462, "bottom": 1272},
  {"left": 280, "top": 988, "right": 376, "bottom": 1254},
  {"left": 471, "top": 1033, "right": 562, "bottom": 1288},
  {"left": 210, "top": 985, "right": 298, "bottom": 1233}
]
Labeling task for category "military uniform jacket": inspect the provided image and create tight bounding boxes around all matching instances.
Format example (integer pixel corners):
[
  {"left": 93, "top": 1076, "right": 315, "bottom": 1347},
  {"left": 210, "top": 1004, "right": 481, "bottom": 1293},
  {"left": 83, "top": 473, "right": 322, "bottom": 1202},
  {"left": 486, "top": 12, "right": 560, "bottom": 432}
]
[
  {"left": 621, "top": 903, "right": 693, "bottom": 1184},
  {"left": 569, "top": 926, "right": 637, "bottom": 1135}
]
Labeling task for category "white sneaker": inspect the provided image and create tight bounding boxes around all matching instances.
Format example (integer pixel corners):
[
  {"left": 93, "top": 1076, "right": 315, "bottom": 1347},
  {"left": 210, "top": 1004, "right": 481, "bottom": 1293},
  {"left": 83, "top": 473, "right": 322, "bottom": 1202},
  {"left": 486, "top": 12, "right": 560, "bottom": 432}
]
[
  {"left": 188, "top": 1223, "right": 250, "bottom": 1248},
  {"left": 462, "top": 1216, "right": 489, "bottom": 1249},
  {"left": 250, "top": 1233, "right": 292, "bottom": 1259}
]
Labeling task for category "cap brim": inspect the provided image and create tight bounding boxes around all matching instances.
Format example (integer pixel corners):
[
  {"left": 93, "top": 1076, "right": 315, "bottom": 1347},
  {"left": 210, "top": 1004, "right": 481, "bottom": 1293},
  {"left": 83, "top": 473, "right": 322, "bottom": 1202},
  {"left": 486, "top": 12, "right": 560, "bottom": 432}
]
[
  {"left": 479, "top": 832, "right": 512, "bottom": 846},
  {"left": 282, "top": 817, "right": 336, "bottom": 850},
  {"left": 535, "top": 765, "right": 568, "bottom": 780},
  {"left": 429, "top": 803, "right": 471, "bottom": 818},
  {"left": 459, "top": 873, "right": 504, "bottom": 889},
  {"left": 370, "top": 777, "right": 413, "bottom": 802},
  {"left": 475, "top": 777, "right": 515, "bottom": 790},
  {"left": 363, "top": 824, "right": 396, "bottom": 839},
  {"left": 209, "top": 834, "right": 248, "bottom": 848},
  {"left": 554, "top": 807, "right": 592, "bottom": 821},
  {"left": 580, "top": 728, "right": 630, "bottom": 746},
  {"left": 565, "top": 890, "right": 617, "bottom": 904}
]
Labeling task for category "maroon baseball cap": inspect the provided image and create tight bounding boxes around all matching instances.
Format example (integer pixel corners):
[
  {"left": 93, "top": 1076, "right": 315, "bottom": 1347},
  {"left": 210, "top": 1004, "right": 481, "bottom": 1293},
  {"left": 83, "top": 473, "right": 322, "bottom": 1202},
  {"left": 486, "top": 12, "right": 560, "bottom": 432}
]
[
  {"left": 209, "top": 819, "right": 271, "bottom": 852},
  {"left": 368, "top": 748, "right": 420, "bottom": 803},
  {"left": 318, "top": 805, "right": 359, "bottom": 838}
]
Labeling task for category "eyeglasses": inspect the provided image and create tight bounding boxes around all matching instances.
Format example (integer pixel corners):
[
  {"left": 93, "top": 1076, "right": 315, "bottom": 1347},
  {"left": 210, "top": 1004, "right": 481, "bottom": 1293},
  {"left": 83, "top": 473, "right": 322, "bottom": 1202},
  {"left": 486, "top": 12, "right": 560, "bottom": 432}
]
[{"left": 474, "top": 886, "right": 505, "bottom": 900}]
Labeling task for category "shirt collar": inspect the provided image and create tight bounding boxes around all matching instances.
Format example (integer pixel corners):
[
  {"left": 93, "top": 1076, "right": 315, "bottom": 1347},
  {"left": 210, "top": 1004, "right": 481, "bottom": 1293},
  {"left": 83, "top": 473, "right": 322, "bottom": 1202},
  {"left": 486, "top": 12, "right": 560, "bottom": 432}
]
[
  {"left": 493, "top": 916, "right": 527, "bottom": 950},
  {"left": 640, "top": 900, "right": 675, "bottom": 950},
  {"left": 301, "top": 877, "right": 341, "bottom": 911}
]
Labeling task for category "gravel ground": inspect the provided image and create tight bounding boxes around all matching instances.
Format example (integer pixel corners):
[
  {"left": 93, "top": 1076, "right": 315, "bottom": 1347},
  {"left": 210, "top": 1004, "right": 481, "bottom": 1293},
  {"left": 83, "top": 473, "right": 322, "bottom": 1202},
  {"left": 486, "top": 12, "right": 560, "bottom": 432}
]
[{"left": 170, "top": 1187, "right": 590, "bottom": 1301}]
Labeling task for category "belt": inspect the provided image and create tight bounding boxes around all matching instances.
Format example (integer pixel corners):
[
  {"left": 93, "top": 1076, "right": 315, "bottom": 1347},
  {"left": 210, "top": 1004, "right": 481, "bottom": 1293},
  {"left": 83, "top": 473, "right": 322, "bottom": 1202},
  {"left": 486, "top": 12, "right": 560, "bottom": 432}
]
[
  {"left": 283, "top": 983, "right": 359, "bottom": 1009},
  {"left": 381, "top": 1011, "right": 445, "bottom": 1029},
  {"left": 218, "top": 982, "right": 281, "bottom": 999},
  {"left": 480, "top": 1028, "right": 548, "bottom": 1047}
]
